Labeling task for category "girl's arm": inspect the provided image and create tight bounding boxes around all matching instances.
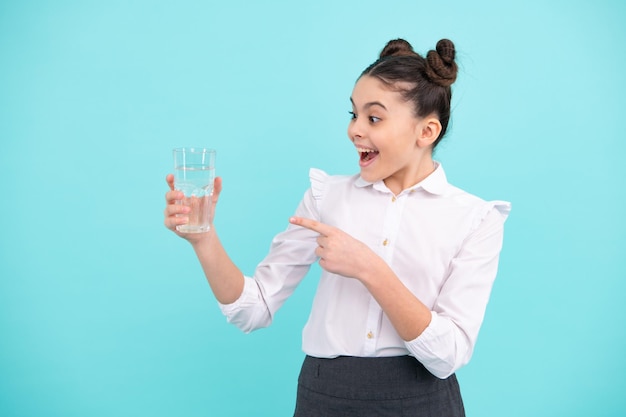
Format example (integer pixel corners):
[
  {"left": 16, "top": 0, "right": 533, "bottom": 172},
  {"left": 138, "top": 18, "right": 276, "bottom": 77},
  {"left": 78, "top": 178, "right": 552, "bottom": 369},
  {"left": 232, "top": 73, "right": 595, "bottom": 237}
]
[
  {"left": 288, "top": 216, "right": 430, "bottom": 340},
  {"left": 164, "top": 174, "right": 244, "bottom": 304}
]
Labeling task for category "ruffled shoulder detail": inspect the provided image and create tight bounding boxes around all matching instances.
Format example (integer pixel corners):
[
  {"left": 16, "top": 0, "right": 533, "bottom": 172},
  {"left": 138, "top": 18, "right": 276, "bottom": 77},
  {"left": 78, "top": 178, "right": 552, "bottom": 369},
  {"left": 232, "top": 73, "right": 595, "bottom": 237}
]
[
  {"left": 490, "top": 200, "right": 511, "bottom": 219},
  {"left": 309, "top": 168, "right": 329, "bottom": 201},
  {"left": 471, "top": 200, "right": 511, "bottom": 232}
]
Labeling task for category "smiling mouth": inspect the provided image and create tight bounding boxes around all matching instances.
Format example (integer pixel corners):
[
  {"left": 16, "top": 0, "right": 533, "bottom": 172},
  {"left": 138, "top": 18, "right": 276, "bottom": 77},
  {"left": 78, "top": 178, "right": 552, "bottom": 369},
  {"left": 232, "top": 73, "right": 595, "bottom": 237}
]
[{"left": 357, "top": 147, "right": 379, "bottom": 162}]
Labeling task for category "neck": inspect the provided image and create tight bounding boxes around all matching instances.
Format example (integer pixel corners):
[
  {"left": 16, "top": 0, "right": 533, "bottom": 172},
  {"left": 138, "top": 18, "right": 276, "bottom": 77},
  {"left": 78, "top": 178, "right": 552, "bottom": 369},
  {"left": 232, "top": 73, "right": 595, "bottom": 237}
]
[{"left": 384, "top": 154, "right": 435, "bottom": 195}]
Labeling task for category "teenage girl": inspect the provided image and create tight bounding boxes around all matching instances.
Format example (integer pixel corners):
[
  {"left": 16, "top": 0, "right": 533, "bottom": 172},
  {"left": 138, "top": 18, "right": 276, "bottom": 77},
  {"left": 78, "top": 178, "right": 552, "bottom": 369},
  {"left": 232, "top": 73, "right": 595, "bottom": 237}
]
[{"left": 164, "top": 38, "right": 510, "bottom": 416}]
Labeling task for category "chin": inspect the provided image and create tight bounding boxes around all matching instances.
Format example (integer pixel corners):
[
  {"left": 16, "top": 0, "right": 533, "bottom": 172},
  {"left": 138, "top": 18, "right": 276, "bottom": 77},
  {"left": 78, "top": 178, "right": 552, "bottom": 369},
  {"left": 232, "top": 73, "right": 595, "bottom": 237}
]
[{"left": 359, "top": 170, "right": 381, "bottom": 183}]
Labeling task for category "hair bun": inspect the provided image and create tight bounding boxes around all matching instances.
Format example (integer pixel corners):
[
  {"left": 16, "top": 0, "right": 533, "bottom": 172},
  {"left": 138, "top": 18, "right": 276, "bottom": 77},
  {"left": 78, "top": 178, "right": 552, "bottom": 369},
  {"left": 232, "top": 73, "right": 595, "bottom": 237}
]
[
  {"left": 379, "top": 39, "right": 417, "bottom": 58},
  {"left": 425, "top": 39, "right": 457, "bottom": 87}
]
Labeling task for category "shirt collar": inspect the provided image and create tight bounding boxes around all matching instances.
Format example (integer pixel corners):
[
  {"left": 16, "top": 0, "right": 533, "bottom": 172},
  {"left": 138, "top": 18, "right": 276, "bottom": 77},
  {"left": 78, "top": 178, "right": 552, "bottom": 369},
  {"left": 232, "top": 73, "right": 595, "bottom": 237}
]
[{"left": 354, "top": 161, "right": 450, "bottom": 196}]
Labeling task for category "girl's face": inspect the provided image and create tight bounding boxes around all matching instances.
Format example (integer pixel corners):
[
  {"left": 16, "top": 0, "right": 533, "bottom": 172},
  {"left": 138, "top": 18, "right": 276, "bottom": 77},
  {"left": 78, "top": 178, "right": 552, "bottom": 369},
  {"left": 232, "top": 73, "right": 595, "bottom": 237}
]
[{"left": 348, "top": 75, "right": 437, "bottom": 194}]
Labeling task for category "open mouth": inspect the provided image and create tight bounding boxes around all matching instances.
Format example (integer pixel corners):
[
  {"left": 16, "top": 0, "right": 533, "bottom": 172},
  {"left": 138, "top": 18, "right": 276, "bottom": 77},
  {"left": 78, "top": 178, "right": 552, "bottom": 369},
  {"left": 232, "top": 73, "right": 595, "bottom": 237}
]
[{"left": 358, "top": 147, "right": 379, "bottom": 163}]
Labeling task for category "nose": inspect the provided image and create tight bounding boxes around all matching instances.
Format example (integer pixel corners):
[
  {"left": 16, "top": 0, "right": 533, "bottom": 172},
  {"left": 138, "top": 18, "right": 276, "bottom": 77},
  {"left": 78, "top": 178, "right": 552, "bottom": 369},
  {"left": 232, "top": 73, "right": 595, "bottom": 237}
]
[{"left": 347, "top": 117, "right": 362, "bottom": 143}]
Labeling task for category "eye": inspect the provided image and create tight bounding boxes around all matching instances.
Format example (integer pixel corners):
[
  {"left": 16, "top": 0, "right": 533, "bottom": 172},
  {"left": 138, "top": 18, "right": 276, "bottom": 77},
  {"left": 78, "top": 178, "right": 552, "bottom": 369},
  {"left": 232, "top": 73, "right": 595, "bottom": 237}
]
[
  {"left": 369, "top": 116, "right": 381, "bottom": 123},
  {"left": 348, "top": 111, "right": 357, "bottom": 120}
]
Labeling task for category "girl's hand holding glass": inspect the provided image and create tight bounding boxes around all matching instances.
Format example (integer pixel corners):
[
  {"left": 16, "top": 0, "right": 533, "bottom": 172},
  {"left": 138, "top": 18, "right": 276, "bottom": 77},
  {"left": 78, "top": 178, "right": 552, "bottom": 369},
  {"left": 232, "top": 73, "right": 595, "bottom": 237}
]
[{"left": 164, "top": 174, "right": 222, "bottom": 242}]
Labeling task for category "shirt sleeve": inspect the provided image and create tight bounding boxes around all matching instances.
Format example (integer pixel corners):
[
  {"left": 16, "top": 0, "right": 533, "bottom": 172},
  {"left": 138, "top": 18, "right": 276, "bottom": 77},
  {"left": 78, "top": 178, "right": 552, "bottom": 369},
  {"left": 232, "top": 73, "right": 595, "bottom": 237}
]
[
  {"left": 217, "top": 169, "right": 327, "bottom": 333},
  {"left": 405, "top": 201, "right": 511, "bottom": 378}
]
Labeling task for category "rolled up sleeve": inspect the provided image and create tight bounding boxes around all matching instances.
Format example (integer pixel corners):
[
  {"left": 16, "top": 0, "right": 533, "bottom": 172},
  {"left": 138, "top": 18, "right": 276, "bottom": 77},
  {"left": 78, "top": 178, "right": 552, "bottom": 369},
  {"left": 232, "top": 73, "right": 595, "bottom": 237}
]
[{"left": 405, "top": 203, "right": 510, "bottom": 378}]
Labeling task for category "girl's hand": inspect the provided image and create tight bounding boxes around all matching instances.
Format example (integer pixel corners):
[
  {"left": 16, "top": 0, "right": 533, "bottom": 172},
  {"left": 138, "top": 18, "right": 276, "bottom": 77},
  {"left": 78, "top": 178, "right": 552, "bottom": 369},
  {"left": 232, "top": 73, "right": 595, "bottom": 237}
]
[
  {"left": 289, "top": 216, "right": 378, "bottom": 282},
  {"left": 164, "top": 174, "right": 222, "bottom": 243}
]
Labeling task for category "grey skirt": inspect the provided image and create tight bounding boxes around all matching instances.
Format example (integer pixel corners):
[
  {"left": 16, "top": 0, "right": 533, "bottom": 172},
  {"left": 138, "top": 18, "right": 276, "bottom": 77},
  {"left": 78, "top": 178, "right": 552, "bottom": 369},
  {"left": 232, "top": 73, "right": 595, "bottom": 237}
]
[{"left": 294, "top": 355, "right": 465, "bottom": 417}]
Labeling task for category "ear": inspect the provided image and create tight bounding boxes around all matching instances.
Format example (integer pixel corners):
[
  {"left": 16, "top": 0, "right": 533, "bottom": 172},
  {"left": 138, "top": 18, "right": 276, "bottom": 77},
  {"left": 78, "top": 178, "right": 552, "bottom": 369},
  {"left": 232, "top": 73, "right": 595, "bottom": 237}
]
[{"left": 416, "top": 116, "right": 442, "bottom": 148}]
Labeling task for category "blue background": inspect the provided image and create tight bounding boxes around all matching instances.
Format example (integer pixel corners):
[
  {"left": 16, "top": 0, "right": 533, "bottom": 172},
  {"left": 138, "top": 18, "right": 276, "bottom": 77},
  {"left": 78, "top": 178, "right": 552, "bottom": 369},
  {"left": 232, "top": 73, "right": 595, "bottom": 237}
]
[{"left": 1, "top": 1, "right": 625, "bottom": 416}]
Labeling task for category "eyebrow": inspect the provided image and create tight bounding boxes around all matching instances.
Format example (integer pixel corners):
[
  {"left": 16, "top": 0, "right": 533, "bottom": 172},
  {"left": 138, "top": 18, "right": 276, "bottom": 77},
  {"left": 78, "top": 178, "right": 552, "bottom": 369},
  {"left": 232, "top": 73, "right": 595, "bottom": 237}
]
[{"left": 350, "top": 97, "right": 388, "bottom": 111}]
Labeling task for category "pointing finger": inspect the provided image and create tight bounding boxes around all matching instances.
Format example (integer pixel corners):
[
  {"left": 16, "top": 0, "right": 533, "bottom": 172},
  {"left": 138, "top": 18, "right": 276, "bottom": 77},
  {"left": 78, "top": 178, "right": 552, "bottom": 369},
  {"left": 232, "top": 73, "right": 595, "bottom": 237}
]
[{"left": 289, "top": 216, "right": 333, "bottom": 235}]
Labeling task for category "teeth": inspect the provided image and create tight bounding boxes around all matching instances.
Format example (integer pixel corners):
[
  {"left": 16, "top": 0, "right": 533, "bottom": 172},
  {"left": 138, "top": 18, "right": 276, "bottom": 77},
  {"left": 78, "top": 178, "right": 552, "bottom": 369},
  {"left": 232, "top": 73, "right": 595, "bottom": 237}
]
[{"left": 357, "top": 147, "right": 377, "bottom": 153}]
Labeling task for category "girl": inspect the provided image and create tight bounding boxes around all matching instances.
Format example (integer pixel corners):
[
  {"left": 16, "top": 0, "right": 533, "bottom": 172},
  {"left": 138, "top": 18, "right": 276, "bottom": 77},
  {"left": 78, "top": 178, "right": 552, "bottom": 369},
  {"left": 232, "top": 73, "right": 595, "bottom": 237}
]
[{"left": 164, "top": 38, "right": 510, "bottom": 416}]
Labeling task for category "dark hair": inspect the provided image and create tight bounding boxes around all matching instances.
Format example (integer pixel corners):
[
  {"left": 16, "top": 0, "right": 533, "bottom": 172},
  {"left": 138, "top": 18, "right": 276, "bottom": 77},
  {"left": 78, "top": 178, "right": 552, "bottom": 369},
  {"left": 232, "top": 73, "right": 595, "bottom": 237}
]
[{"left": 361, "top": 38, "right": 458, "bottom": 149}]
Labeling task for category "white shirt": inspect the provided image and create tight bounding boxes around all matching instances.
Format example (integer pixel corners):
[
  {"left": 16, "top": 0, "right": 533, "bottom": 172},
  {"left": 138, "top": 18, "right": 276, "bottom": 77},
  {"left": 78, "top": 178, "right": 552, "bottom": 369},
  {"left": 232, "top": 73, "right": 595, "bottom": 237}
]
[{"left": 220, "top": 163, "right": 511, "bottom": 378}]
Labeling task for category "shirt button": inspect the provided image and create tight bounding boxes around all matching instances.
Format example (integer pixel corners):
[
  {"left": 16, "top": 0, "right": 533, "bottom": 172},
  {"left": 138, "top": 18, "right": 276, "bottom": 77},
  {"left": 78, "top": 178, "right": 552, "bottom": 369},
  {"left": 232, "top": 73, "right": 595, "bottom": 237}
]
[
  {"left": 382, "top": 239, "right": 389, "bottom": 246},
  {"left": 391, "top": 196, "right": 396, "bottom": 202},
  {"left": 367, "top": 331, "right": 374, "bottom": 339}
]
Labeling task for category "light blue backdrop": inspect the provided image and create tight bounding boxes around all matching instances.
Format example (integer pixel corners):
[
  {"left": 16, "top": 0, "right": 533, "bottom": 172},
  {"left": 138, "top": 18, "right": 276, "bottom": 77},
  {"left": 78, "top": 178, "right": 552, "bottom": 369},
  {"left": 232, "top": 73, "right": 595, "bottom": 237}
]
[{"left": 1, "top": 0, "right": 624, "bottom": 416}]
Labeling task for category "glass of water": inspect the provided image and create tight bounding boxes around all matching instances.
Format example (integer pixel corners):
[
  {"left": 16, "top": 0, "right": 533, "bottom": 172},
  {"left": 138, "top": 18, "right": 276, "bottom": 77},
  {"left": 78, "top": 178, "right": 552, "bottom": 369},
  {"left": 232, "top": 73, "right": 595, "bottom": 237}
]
[{"left": 173, "top": 147, "right": 216, "bottom": 233}]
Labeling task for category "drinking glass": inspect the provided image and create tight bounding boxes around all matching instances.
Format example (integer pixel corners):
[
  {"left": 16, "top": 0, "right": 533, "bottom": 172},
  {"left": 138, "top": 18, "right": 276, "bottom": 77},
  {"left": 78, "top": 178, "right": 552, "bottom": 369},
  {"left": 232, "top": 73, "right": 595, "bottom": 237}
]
[{"left": 173, "top": 147, "right": 216, "bottom": 233}]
